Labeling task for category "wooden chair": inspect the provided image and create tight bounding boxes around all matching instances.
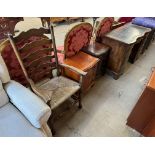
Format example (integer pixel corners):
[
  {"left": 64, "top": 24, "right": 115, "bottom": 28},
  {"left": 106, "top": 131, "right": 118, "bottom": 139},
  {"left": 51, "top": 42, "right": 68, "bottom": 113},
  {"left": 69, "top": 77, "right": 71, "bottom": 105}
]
[
  {"left": 94, "top": 17, "right": 114, "bottom": 42},
  {"left": 0, "top": 17, "right": 23, "bottom": 41},
  {"left": 56, "top": 22, "right": 99, "bottom": 93},
  {"left": 7, "top": 25, "right": 87, "bottom": 134},
  {"left": 82, "top": 17, "right": 114, "bottom": 77}
]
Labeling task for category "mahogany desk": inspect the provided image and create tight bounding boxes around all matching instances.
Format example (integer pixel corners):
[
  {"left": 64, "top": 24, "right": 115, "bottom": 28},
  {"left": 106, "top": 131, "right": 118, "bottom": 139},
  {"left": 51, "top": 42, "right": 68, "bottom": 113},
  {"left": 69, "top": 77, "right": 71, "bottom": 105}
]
[
  {"left": 127, "top": 70, "right": 155, "bottom": 136},
  {"left": 101, "top": 23, "right": 151, "bottom": 79}
]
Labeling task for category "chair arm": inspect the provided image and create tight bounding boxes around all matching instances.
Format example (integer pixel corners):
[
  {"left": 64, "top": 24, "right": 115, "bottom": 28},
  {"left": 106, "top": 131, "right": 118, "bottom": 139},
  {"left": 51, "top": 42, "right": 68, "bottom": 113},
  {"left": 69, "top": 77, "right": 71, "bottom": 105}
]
[
  {"left": 4, "top": 80, "right": 51, "bottom": 128},
  {"left": 60, "top": 63, "right": 87, "bottom": 76}
]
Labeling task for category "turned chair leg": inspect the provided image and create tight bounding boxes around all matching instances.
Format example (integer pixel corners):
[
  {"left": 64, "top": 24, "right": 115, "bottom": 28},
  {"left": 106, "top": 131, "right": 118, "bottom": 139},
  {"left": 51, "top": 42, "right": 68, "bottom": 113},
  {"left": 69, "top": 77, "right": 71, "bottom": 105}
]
[{"left": 78, "top": 90, "right": 82, "bottom": 109}]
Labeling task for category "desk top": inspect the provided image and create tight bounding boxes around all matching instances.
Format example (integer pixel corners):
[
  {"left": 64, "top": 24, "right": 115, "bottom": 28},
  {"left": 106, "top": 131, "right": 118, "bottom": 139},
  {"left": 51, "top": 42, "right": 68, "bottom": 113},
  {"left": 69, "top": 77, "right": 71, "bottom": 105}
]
[{"left": 104, "top": 23, "right": 151, "bottom": 45}]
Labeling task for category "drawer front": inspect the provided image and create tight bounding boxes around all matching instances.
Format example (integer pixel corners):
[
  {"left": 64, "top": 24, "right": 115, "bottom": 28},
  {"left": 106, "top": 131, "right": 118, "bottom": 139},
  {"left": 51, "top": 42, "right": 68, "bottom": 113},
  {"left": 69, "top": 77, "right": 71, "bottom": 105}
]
[
  {"left": 82, "top": 65, "right": 97, "bottom": 93},
  {"left": 63, "top": 65, "right": 97, "bottom": 93}
]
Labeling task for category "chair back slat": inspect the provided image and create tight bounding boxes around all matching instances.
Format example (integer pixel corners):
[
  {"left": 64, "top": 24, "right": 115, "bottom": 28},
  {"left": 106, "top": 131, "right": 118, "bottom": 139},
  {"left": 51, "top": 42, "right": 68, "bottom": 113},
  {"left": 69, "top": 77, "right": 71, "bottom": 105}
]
[
  {"left": 22, "top": 48, "right": 53, "bottom": 60},
  {"left": 19, "top": 38, "right": 52, "bottom": 54},
  {"left": 14, "top": 27, "right": 50, "bottom": 42},
  {"left": 25, "top": 55, "right": 53, "bottom": 68},
  {"left": 27, "top": 62, "right": 54, "bottom": 74},
  {"left": 30, "top": 71, "right": 52, "bottom": 83}
]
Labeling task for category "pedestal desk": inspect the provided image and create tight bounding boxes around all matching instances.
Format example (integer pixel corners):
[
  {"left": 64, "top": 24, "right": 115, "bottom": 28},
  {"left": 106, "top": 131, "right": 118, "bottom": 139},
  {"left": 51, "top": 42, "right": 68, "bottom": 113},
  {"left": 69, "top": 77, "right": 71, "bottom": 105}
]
[
  {"left": 127, "top": 70, "right": 155, "bottom": 136},
  {"left": 101, "top": 23, "right": 151, "bottom": 79}
]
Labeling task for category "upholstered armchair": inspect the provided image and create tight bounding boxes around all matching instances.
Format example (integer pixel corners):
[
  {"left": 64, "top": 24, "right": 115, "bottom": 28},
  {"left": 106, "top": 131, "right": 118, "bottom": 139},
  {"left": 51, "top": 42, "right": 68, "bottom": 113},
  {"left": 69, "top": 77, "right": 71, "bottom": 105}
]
[
  {"left": 56, "top": 23, "right": 99, "bottom": 93},
  {"left": 0, "top": 54, "right": 52, "bottom": 137}
]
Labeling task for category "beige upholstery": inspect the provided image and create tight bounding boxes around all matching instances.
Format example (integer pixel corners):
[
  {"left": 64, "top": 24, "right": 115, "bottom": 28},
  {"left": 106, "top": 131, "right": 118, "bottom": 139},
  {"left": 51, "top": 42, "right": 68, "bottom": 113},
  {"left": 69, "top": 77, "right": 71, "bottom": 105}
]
[
  {"left": 37, "top": 76, "right": 80, "bottom": 109},
  {"left": 0, "top": 80, "right": 9, "bottom": 108},
  {"left": 0, "top": 55, "right": 52, "bottom": 137},
  {"left": 0, "top": 54, "right": 10, "bottom": 83},
  {"left": 0, "top": 103, "right": 45, "bottom": 137}
]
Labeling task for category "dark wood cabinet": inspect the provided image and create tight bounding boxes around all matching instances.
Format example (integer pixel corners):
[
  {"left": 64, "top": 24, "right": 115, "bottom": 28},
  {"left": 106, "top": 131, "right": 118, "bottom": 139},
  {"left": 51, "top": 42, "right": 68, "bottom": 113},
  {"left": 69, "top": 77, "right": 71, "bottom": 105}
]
[{"left": 101, "top": 23, "right": 151, "bottom": 79}]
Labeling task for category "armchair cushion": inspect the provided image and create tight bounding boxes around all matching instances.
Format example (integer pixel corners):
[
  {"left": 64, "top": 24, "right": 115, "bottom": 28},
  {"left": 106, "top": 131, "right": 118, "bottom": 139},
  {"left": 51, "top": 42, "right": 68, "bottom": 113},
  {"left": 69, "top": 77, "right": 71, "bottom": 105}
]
[
  {"left": 4, "top": 80, "right": 51, "bottom": 128},
  {"left": 0, "top": 80, "right": 9, "bottom": 108},
  {"left": 0, "top": 103, "right": 45, "bottom": 137}
]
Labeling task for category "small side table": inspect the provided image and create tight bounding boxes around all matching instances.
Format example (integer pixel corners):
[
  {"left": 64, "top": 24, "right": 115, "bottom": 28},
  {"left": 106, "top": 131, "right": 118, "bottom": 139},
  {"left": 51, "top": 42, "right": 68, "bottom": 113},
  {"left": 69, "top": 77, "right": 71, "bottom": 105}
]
[{"left": 82, "top": 41, "right": 110, "bottom": 78}]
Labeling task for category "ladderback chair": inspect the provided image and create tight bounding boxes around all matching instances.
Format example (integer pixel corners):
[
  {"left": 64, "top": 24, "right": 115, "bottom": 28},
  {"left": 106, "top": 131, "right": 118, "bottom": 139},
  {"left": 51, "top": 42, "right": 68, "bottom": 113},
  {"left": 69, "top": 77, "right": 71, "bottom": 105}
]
[
  {"left": 57, "top": 22, "right": 99, "bottom": 93},
  {"left": 7, "top": 26, "right": 87, "bottom": 134},
  {"left": 82, "top": 17, "right": 114, "bottom": 77}
]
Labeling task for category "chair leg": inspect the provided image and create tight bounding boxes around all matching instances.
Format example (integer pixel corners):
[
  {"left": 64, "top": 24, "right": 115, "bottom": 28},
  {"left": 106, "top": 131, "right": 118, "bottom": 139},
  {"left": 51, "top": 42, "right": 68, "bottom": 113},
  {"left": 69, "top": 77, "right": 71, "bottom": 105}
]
[{"left": 78, "top": 90, "right": 82, "bottom": 109}]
